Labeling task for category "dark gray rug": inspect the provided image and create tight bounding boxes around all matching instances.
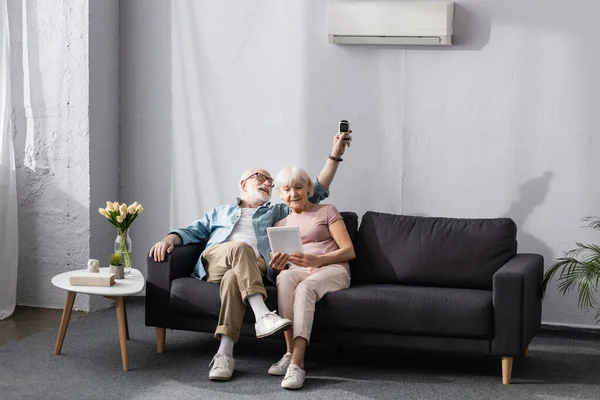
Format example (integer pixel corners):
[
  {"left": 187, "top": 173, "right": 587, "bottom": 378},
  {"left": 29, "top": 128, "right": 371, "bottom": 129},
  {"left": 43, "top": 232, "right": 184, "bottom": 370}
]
[{"left": 1, "top": 300, "right": 599, "bottom": 400}]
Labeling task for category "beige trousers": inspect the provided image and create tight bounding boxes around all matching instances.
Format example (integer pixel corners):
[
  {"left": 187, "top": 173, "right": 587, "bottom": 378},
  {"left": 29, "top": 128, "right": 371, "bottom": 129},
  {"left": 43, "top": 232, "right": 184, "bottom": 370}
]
[
  {"left": 276, "top": 264, "right": 350, "bottom": 343},
  {"left": 202, "top": 241, "right": 267, "bottom": 342}
]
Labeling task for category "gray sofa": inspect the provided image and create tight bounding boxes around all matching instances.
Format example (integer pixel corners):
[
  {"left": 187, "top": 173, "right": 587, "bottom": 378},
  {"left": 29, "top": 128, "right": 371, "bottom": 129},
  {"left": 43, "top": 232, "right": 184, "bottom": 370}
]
[{"left": 145, "top": 211, "right": 543, "bottom": 384}]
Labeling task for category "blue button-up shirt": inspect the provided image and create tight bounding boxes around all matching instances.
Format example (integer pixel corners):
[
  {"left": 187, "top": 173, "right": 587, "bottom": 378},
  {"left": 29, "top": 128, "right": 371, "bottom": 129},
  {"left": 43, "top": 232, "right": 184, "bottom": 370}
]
[{"left": 170, "top": 180, "right": 330, "bottom": 283}]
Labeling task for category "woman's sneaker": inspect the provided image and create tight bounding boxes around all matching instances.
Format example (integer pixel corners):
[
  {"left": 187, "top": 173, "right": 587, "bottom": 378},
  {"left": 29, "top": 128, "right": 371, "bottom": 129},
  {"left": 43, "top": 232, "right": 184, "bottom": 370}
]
[
  {"left": 268, "top": 352, "right": 292, "bottom": 376},
  {"left": 281, "top": 364, "right": 306, "bottom": 389}
]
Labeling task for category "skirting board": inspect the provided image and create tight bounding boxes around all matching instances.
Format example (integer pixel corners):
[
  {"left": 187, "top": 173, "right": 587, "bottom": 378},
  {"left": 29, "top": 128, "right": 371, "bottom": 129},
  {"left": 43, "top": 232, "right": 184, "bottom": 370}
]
[{"left": 541, "top": 322, "right": 600, "bottom": 336}]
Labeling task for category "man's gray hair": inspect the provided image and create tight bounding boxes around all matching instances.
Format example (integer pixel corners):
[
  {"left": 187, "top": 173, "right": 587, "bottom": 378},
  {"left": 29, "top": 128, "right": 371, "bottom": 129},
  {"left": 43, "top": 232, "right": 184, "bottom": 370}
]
[
  {"left": 239, "top": 169, "right": 254, "bottom": 197},
  {"left": 275, "top": 166, "right": 314, "bottom": 198},
  {"left": 239, "top": 169, "right": 254, "bottom": 184}
]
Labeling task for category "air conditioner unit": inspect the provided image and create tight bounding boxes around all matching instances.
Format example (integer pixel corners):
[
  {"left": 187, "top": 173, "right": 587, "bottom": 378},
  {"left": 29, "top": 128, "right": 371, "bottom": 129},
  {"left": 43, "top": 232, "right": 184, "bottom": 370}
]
[{"left": 327, "top": 1, "right": 454, "bottom": 46}]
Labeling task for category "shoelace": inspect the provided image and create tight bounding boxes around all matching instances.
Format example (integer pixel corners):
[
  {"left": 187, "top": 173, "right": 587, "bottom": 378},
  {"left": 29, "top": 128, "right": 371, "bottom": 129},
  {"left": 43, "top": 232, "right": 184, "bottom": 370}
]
[
  {"left": 209, "top": 354, "right": 230, "bottom": 369},
  {"left": 261, "top": 310, "right": 279, "bottom": 321},
  {"left": 275, "top": 354, "right": 292, "bottom": 367},
  {"left": 284, "top": 365, "right": 302, "bottom": 380}
]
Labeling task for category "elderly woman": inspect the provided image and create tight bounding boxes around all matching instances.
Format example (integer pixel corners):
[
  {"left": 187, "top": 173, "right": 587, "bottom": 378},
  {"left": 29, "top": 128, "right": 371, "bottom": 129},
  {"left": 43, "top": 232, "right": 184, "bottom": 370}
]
[{"left": 268, "top": 166, "right": 355, "bottom": 390}]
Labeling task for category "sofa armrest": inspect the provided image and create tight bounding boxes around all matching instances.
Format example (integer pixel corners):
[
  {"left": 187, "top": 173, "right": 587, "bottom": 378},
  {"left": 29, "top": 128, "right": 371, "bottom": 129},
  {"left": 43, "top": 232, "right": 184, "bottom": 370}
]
[
  {"left": 491, "top": 253, "right": 543, "bottom": 356},
  {"left": 145, "top": 243, "right": 206, "bottom": 327}
]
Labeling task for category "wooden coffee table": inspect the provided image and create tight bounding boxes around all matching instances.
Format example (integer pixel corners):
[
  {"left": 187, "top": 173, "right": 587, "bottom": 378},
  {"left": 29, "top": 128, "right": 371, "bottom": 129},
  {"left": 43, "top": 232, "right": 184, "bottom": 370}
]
[{"left": 51, "top": 268, "right": 145, "bottom": 371}]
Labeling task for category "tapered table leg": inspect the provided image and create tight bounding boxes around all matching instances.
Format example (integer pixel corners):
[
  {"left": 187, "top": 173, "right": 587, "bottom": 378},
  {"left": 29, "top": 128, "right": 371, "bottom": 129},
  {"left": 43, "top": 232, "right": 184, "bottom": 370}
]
[
  {"left": 123, "top": 299, "right": 130, "bottom": 340},
  {"left": 54, "top": 291, "right": 77, "bottom": 355},
  {"left": 114, "top": 296, "right": 129, "bottom": 371}
]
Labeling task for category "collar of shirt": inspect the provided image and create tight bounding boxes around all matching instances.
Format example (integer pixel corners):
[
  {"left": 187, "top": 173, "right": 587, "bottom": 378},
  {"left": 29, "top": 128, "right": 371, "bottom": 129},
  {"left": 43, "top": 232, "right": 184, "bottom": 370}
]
[{"left": 235, "top": 197, "right": 272, "bottom": 208}]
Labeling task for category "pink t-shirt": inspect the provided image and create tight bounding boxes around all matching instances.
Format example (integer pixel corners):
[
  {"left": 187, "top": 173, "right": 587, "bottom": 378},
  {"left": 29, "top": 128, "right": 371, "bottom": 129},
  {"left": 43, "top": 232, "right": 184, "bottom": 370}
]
[{"left": 274, "top": 204, "right": 349, "bottom": 270}]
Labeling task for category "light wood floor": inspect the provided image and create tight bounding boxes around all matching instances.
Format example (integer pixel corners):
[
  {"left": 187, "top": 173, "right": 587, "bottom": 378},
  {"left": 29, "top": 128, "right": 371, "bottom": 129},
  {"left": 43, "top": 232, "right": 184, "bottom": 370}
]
[{"left": 0, "top": 306, "right": 87, "bottom": 347}]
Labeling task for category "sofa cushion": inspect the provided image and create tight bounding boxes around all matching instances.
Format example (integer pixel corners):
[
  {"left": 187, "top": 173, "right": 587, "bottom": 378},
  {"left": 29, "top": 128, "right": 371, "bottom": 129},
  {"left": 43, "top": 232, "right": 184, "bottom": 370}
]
[
  {"left": 315, "top": 285, "right": 493, "bottom": 339},
  {"left": 353, "top": 212, "right": 517, "bottom": 290},
  {"left": 169, "top": 277, "right": 326, "bottom": 322}
]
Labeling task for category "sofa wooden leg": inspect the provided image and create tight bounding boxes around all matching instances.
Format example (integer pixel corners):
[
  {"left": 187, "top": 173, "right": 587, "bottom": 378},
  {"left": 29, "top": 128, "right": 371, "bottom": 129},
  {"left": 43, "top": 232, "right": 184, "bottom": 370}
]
[
  {"left": 502, "top": 357, "right": 513, "bottom": 384},
  {"left": 157, "top": 327, "right": 166, "bottom": 353},
  {"left": 524, "top": 346, "right": 529, "bottom": 357}
]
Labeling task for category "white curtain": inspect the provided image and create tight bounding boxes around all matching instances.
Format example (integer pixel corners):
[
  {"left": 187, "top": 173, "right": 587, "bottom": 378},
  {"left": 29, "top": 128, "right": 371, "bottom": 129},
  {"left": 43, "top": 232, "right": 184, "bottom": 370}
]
[{"left": 0, "top": 1, "right": 18, "bottom": 320}]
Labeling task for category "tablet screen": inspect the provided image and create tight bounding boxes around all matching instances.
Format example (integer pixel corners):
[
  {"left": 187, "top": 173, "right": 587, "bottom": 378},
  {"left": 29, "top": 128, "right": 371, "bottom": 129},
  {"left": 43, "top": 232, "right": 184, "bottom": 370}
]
[{"left": 267, "top": 226, "right": 304, "bottom": 254}]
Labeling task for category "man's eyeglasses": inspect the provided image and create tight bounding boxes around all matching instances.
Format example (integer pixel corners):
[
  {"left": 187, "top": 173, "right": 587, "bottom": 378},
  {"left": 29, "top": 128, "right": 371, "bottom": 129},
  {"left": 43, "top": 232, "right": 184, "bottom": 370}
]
[{"left": 245, "top": 172, "right": 274, "bottom": 186}]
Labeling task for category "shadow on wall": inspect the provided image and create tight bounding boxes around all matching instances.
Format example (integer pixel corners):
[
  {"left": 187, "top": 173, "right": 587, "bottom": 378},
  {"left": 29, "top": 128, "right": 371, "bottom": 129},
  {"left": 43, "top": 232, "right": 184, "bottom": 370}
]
[
  {"left": 9, "top": 2, "right": 88, "bottom": 309},
  {"left": 502, "top": 172, "right": 554, "bottom": 263},
  {"left": 450, "top": 2, "right": 493, "bottom": 51},
  {"left": 401, "top": 172, "right": 554, "bottom": 266}
]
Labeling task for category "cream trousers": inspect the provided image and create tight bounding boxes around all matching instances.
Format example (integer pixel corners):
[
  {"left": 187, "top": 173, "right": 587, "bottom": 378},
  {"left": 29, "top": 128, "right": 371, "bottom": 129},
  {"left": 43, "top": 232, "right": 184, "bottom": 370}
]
[{"left": 276, "top": 264, "right": 350, "bottom": 342}]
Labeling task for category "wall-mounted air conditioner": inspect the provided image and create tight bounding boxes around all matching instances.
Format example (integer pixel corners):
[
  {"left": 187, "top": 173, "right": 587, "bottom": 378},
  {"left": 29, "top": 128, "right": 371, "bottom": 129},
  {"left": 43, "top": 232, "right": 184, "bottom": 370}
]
[{"left": 327, "top": 1, "right": 455, "bottom": 46}]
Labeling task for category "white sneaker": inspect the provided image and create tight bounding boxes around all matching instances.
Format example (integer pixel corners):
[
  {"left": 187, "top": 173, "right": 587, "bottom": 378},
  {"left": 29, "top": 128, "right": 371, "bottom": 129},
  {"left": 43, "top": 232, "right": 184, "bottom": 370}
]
[
  {"left": 268, "top": 352, "right": 292, "bottom": 376},
  {"left": 209, "top": 353, "right": 235, "bottom": 381},
  {"left": 281, "top": 364, "right": 306, "bottom": 389},
  {"left": 255, "top": 311, "right": 292, "bottom": 338}
]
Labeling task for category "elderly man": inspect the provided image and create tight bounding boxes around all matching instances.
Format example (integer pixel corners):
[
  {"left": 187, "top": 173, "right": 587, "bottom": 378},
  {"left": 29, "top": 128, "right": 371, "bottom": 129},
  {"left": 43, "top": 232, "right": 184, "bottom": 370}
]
[{"left": 149, "top": 131, "right": 351, "bottom": 381}]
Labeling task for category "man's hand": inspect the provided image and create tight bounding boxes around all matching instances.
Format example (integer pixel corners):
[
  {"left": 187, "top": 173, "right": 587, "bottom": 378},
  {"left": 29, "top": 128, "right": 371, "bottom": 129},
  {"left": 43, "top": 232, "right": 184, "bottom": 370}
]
[
  {"left": 331, "top": 130, "right": 353, "bottom": 158},
  {"left": 288, "top": 253, "right": 322, "bottom": 270},
  {"left": 149, "top": 239, "right": 175, "bottom": 262},
  {"left": 270, "top": 252, "right": 290, "bottom": 272}
]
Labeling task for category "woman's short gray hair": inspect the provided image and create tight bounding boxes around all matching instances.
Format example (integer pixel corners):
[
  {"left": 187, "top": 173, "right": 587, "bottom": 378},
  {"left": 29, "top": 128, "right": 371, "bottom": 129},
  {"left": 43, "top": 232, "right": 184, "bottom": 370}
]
[{"left": 275, "top": 166, "right": 314, "bottom": 197}]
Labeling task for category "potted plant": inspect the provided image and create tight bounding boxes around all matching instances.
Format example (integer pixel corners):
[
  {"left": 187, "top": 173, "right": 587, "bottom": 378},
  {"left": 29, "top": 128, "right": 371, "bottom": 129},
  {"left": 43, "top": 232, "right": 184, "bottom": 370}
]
[
  {"left": 109, "top": 253, "right": 124, "bottom": 280},
  {"left": 542, "top": 216, "right": 600, "bottom": 323}
]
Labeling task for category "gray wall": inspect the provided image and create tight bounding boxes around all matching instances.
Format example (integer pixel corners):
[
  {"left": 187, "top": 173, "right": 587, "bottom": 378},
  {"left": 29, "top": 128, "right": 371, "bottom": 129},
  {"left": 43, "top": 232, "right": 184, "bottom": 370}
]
[
  {"left": 119, "top": 0, "right": 171, "bottom": 277},
  {"left": 89, "top": 0, "right": 120, "bottom": 311},
  {"left": 119, "top": 0, "right": 600, "bottom": 328}
]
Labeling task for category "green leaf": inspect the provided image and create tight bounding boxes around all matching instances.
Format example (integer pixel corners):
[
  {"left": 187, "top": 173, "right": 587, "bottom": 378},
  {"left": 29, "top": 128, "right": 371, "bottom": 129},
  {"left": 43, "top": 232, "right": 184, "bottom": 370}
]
[
  {"left": 544, "top": 247, "right": 600, "bottom": 316},
  {"left": 109, "top": 253, "right": 123, "bottom": 266},
  {"left": 582, "top": 216, "right": 600, "bottom": 231}
]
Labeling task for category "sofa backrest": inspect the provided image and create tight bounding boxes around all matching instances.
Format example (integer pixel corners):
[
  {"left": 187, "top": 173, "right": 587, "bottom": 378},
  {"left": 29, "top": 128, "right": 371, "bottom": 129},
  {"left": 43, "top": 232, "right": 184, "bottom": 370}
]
[
  {"left": 352, "top": 212, "right": 517, "bottom": 290},
  {"left": 340, "top": 211, "right": 359, "bottom": 245}
]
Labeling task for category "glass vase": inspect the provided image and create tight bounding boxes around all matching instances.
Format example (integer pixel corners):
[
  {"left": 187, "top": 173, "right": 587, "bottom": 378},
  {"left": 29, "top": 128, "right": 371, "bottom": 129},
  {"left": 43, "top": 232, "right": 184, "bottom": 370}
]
[{"left": 114, "top": 228, "right": 132, "bottom": 277}]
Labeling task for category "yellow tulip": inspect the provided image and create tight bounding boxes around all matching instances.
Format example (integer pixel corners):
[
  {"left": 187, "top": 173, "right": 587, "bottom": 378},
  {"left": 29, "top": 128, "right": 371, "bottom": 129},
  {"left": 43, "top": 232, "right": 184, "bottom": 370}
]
[
  {"left": 120, "top": 203, "right": 128, "bottom": 215},
  {"left": 116, "top": 215, "right": 124, "bottom": 223},
  {"left": 113, "top": 201, "right": 119, "bottom": 209},
  {"left": 98, "top": 208, "right": 110, "bottom": 218},
  {"left": 106, "top": 202, "right": 114, "bottom": 211},
  {"left": 135, "top": 205, "right": 144, "bottom": 215},
  {"left": 127, "top": 204, "right": 136, "bottom": 214}
]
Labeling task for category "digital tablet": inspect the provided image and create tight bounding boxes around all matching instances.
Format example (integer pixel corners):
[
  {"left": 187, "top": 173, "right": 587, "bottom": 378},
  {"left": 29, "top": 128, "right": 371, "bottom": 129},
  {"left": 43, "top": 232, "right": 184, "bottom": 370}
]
[{"left": 267, "top": 226, "right": 304, "bottom": 254}]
